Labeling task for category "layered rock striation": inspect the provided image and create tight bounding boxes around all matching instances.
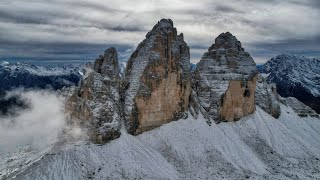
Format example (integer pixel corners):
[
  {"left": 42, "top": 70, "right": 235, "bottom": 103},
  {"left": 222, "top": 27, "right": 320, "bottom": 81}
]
[
  {"left": 193, "top": 32, "right": 258, "bottom": 122},
  {"left": 66, "top": 47, "right": 122, "bottom": 143},
  {"left": 123, "top": 19, "right": 191, "bottom": 134}
]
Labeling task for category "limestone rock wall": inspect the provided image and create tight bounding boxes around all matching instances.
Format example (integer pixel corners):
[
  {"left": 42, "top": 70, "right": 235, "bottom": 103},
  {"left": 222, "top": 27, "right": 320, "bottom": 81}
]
[
  {"left": 255, "top": 74, "right": 281, "bottom": 118},
  {"left": 66, "top": 47, "right": 122, "bottom": 143},
  {"left": 220, "top": 77, "right": 257, "bottom": 121},
  {"left": 124, "top": 19, "right": 191, "bottom": 134},
  {"left": 193, "top": 32, "right": 258, "bottom": 122}
]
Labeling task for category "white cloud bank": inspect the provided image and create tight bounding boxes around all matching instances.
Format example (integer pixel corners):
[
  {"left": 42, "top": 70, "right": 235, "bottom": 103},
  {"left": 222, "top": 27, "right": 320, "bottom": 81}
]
[{"left": 0, "top": 90, "right": 66, "bottom": 152}]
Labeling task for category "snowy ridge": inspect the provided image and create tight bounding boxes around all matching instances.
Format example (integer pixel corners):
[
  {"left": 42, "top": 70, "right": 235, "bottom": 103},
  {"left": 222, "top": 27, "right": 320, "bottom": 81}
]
[
  {"left": 5, "top": 105, "right": 320, "bottom": 180},
  {"left": 0, "top": 61, "right": 81, "bottom": 91},
  {"left": 0, "top": 61, "right": 81, "bottom": 77}
]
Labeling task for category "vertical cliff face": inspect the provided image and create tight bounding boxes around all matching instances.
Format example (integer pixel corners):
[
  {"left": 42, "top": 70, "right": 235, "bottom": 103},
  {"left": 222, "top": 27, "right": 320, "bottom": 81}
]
[
  {"left": 124, "top": 19, "right": 191, "bottom": 134},
  {"left": 255, "top": 74, "right": 281, "bottom": 118},
  {"left": 193, "top": 32, "right": 258, "bottom": 122},
  {"left": 66, "top": 47, "right": 122, "bottom": 143}
]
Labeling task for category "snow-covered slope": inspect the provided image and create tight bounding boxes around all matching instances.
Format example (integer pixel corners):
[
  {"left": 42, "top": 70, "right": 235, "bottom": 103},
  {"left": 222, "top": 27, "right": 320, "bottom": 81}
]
[
  {"left": 260, "top": 54, "right": 320, "bottom": 113},
  {"left": 3, "top": 105, "right": 320, "bottom": 180},
  {"left": 0, "top": 61, "right": 81, "bottom": 91}
]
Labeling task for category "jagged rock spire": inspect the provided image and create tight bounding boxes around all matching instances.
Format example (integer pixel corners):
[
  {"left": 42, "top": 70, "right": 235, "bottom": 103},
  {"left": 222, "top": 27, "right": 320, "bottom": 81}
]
[
  {"left": 93, "top": 47, "right": 120, "bottom": 79},
  {"left": 124, "top": 18, "right": 191, "bottom": 134},
  {"left": 146, "top": 19, "right": 176, "bottom": 38},
  {"left": 66, "top": 47, "right": 122, "bottom": 144},
  {"left": 208, "top": 32, "right": 244, "bottom": 51},
  {"left": 192, "top": 32, "right": 258, "bottom": 122}
]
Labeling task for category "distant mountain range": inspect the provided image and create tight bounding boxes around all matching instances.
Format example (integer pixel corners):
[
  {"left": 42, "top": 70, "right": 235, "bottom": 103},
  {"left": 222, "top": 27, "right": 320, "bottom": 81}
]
[
  {"left": 0, "top": 61, "right": 82, "bottom": 115},
  {"left": 0, "top": 61, "right": 82, "bottom": 91},
  {"left": 1, "top": 19, "right": 319, "bottom": 180},
  {"left": 259, "top": 54, "right": 320, "bottom": 113}
]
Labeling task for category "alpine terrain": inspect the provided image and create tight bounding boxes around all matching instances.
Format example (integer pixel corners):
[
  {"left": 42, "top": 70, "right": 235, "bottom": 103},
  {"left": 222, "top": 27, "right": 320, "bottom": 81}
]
[{"left": 0, "top": 19, "right": 319, "bottom": 180}]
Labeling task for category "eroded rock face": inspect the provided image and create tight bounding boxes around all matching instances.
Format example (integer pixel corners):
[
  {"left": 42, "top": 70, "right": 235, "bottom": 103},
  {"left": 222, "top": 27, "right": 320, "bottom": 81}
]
[
  {"left": 255, "top": 74, "right": 281, "bottom": 118},
  {"left": 124, "top": 19, "right": 191, "bottom": 134},
  {"left": 66, "top": 47, "right": 121, "bottom": 143},
  {"left": 193, "top": 32, "right": 258, "bottom": 122}
]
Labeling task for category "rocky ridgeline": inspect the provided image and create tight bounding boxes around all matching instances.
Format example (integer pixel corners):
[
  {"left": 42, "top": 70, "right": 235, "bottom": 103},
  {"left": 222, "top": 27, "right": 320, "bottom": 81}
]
[
  {"left": 66, "top": 48, "right": 122, "bottom": 143},
  {"left": 65, "top": 19, "right": 318, "bottom": 143},
  {"left": 280, "top": 97, "right": 318, "bottom": 117},
  {"left": 192, "top": 32, "right": 258, "bottom": 122}
]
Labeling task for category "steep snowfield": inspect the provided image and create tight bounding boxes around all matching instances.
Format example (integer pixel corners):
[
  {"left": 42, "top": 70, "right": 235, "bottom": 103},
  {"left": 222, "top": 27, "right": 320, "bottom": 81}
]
[{"left": 2, "top": 105, "right": 320, "bottom": 180}]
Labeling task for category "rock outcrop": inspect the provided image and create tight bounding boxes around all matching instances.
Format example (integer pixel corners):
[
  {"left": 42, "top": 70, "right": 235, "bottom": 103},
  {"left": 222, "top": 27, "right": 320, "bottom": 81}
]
[
  {"left": 255, "top": 74, "right": 281, "bottom": 118},
  {"left": 66, "top": 47, "right": 122, "bottom": 143},
  {"left": 124, "top": 19, "right": 191, "bottom": 134},
  {"left": 281, "top": 97, "right": 319, "bottom": 117},
  {"left": 193, "top": 32, "right": 258, "bottom": 122}
]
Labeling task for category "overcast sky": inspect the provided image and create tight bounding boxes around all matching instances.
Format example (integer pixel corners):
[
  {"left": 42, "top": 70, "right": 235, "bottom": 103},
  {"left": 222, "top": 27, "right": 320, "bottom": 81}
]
[{"left": 0, "top": 0, "right": 319, "bottom": 65}]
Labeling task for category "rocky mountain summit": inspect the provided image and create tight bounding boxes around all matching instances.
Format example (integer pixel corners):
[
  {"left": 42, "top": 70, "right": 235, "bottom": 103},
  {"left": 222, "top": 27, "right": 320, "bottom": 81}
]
[
  {"left": 260, "top": 54, "right": 320, "bottom": 113},
  {"left": 2, "top": 19, "right": 320, "bottom": 180},
  {"left": 66, "top": 48, "right": 122, "bottom": 143},
  {"left": 64, "top": 20, "right": 318, "bottom": 143},
  {"left": 192, "top": 32, "right": 258, "bottom": 122},
  {"left": 123, "top": 19, "right": 191, "bottom": 134}
]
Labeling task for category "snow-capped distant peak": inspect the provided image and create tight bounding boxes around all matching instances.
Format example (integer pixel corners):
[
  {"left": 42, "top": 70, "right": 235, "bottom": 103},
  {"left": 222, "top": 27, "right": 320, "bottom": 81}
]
[
  {"left": 259, "top": 54, "right": 320, "bottom": 113},
  {"left": 0, "top": 61, "right": 9, "bottom": 66},
  {"left": 0, "top": 62, "right": 82, "bottom": 91}
]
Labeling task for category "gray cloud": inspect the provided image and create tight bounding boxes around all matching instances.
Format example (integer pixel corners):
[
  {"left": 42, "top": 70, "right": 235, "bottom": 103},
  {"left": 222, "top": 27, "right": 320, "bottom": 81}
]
[
  {"left": 0, "top": 0, "right": 319, "bottom": 64},
  {"left": 214, "top": 5, "right": 245, "bottom": 14},
  {"left": 247, "top": 36, "right": 320, "bottom": 63}
]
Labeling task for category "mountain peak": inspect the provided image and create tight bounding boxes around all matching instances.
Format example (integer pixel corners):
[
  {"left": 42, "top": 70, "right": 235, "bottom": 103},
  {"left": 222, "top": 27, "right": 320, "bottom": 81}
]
[
  {"left": 261, "top": 54, "right": 320, "bottom": 113},
  {"left": 208, "top": 32, "right": 244, "bottom": 51},
  {"left": 93, "top": 47, "right": 120, "bottom": 78},
  {"left": 146, "top": 18, "right": 177, "bottom": 38},
  {"left": 158, "top": 18, "right": 174, "bottom": 27}
]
